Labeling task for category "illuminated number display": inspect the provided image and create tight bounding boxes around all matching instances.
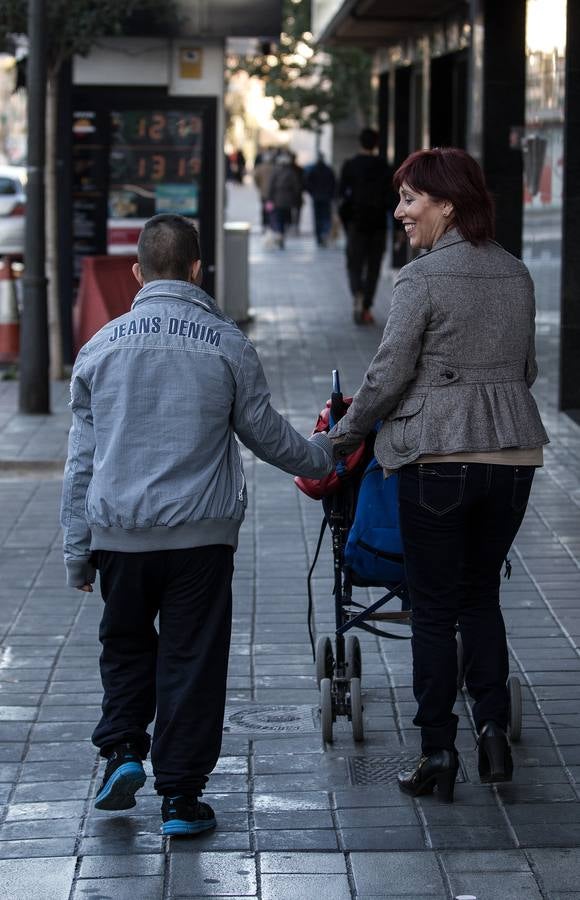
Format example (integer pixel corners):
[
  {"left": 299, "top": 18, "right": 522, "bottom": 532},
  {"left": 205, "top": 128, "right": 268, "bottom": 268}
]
[{"left": 108, "top": 110, "right": 203, "bottom": 221}]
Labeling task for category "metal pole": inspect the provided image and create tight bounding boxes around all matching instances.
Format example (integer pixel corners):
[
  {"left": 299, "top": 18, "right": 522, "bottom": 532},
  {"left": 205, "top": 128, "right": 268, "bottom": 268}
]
[{"left": 19, "top": 0, "right": 50, "bottom": 414}]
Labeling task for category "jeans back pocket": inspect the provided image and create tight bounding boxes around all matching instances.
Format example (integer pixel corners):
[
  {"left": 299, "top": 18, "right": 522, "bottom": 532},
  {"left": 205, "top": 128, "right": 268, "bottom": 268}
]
[{"left": 418, "top": 463, "right": 467, "bottom": 516}]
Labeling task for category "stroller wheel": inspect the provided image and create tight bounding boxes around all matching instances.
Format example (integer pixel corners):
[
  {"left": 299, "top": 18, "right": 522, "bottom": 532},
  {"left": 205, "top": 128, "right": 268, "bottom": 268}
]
[
  {"left": 456, "top": 631, "right": 465, "bottom": 690},
  {"left": 315, "top": 636, "right": 334, "bottom": 688},
  {"left": 349, "top": 677, "right": 364, "bottom": 742},
  {"left": 320, "top": 678, "right": 334, "bottom": 743},
  {"left": 345, "top": 635, "right": 362, "bottom": 682},
  {"left": 507, "top": 674, "right": 522, "bottom": 743}
]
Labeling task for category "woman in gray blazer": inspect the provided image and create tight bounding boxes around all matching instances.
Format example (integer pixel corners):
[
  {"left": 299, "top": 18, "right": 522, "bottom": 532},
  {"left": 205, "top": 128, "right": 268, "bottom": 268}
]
[{"left": 330, "top": 148, "right": 548, "bottom": 802}]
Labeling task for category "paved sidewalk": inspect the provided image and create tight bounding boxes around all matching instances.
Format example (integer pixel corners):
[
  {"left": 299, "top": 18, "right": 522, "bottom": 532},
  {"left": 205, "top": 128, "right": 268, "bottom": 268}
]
[{"left": 0, "top": 224, "right": 579, "bottom": 899}]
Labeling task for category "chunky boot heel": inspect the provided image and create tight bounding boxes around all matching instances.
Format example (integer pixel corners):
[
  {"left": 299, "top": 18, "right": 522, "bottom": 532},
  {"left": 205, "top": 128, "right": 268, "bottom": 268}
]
[
  {"left": 435, "top": 769, "right": 457, "bottom": 803},
  {"left": 398, "top": 749, "right": 459, "bottom": 803},
  {"left": 478, "top": 722, "right": 513, "bottom": 783}
]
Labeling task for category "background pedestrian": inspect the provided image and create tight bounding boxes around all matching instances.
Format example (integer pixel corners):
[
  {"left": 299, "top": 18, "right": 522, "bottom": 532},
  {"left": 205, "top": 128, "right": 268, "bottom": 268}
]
[
  {"left": 339, "top": 127, "right": 393, "bottom": 324},
  {"left": 305, "top": 152, "right": 337, "bottom": 247}
]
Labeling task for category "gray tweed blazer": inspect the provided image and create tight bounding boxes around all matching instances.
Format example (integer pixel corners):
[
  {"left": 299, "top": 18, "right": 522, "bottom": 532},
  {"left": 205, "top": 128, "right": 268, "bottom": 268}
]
[{"left": 331, "top": 228, "right": 549, "bottom": 470}]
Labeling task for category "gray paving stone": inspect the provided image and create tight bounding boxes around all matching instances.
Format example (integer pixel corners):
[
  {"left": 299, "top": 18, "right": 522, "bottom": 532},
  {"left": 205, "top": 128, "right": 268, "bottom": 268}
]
[
  {"left": 259, "top": 852, "right": 347, "bottom": 873},
  {"left": 0, "top": 837, "right": 78, "bottom": 858},
  {"left": 0, "top": 818, "right": 81, "bottom": 840},
  {"left": 13, "top": 779, "right": 91, "bottom": 802},
  {"left": 252, "top": 792, "right": 330, "bottom": 812},
  {"left": 79, "top": 834, "right": 164, "bottom": 856},
  {"left": 73, "top": 876, "right": 164, "bottom": 899},
  {"left": 441, "top": 849, "right": 539, "bottom": 872},
  {"left": 254, "top": 829, "right": 338, "bottom": 851},
  {"left": 448, "top": 872, "right": 543, "bottom": 899},
  {"left": 350, "top": 850, "right": 446, "bottom": 895},
  {"left": 5, "top": 799, "right": 86, "bottom": 821},
  {"left": 17, "top": 759, "right": 92, "bottom": 782},
  {"left": 428, "top": 825, "right": 516, "bottom": 850},
  {"left": 82, "top": 815, "right": 161, "bottom": 838},
  {"left": 170, "top": 831, "right": 252, "bottom": 851},
  {"left": 168, "top": 851, "right": 257, "bottom": 896},
  {"left": 253, "top": 811, "right": 334, "bottom": 830},
  {"left": 260, "top": 873, "right": 351, "bottom": 899},
  {"left": 341, "top": 826, "right": 426, "bottom": 851},
  {"left": 79, "top": 853, "right": 165, "bottom": 878},
  {"left": 336, "top": 806, "right": 419, "bottom": 828},
  {"left": 506, "top": 802, "right": 580, "bottom": 824},
  {"left": 0, "top": 856, "right": 76, "bottom": 899},
  {"left": 515, "top": 824, "right": 580, "bottom": 847}
]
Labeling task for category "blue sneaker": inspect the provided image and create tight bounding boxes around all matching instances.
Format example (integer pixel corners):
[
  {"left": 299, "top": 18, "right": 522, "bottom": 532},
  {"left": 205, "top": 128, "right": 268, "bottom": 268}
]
[
  {"left": 161, "top": 795, "right": 216, "bottom": 836},
  {"left": 94, "top": 742, "right": 146, "bottom": 810}
]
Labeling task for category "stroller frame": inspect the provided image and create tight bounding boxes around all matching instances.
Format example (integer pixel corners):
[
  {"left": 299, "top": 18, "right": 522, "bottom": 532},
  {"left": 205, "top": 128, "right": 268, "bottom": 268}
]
[{"left": 307, "top": 371, "right": 410, "bottom": 743}]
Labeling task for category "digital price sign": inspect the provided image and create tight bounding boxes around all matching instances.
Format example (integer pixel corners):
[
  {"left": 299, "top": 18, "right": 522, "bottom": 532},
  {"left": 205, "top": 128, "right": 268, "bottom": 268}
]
[
  {"left": 71, "top": 90, "right": 216, "bottom": 294},
  {"left": 108, "top": 109, "right": 203, "bottom": 242}
]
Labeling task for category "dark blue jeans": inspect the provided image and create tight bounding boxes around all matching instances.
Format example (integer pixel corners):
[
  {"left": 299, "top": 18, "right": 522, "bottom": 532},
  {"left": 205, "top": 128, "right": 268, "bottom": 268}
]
[
  {"left": 398, "top": 462, "right": 535, "bottom": 753},
  {"left": 312, "top": 199, "right": 332, "bottom": 244}
]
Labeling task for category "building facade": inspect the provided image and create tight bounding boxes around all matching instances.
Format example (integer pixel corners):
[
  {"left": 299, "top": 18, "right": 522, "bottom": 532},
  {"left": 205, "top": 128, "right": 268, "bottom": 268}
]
[{"left": 314, "top": 0, "right": 578, "bottom": 416}]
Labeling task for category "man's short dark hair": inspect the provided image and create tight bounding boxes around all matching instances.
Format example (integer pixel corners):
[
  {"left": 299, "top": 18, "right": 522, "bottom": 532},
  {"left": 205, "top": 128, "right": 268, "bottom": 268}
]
[
  {"left": 137, "top": 214, "right": 201, "bottom": 282},
  {"left": 359, "top": 128, "right": 378, "bottom": 151}
]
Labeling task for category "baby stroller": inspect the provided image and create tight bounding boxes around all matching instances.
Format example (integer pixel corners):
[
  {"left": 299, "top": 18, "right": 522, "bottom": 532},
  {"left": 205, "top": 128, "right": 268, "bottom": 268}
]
[
  {"left": 297, "top": 371, "right": 523, "bottom": 745},
  {"left": 296, "top": 371, "right": 411, "bottom": 743}
]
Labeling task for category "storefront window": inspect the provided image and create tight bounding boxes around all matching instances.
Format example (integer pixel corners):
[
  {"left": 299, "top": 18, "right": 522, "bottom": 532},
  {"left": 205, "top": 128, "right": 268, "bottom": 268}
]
[{"left": 523, "top": 0, "right": 566, "bottom": 319}]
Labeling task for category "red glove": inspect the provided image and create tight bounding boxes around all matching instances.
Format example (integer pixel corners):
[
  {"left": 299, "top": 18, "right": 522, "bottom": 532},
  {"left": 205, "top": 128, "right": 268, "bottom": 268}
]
[{"left": 295, "top": 398, "right": 366, "bottom": 500}]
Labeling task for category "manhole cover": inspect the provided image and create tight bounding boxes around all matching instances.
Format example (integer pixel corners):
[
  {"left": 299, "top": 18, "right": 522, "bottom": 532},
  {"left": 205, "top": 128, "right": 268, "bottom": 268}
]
[
  {"left": 347, "top": 754, "right": 466, "bottom": 786},
  {"left": 223, "top": 704, "right": 319, "bottom": 734}
]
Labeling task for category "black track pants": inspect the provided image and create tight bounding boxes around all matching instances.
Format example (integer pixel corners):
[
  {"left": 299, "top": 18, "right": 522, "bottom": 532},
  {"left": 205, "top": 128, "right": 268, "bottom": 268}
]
[{"left": 92, "top": 545, "right": 234, "bottom": 797}]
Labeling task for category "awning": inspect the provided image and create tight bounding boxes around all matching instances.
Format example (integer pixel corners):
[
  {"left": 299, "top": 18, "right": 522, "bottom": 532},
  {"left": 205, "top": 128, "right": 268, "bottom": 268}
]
[{"left": 313, "top": 0, "right": 467, "bottom": 45}]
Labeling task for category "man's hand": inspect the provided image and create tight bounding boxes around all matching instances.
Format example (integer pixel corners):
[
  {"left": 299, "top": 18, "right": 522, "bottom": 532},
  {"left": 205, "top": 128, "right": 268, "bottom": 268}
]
[{"left": 77, "top": 584, "right": 94, "bottom": 593}]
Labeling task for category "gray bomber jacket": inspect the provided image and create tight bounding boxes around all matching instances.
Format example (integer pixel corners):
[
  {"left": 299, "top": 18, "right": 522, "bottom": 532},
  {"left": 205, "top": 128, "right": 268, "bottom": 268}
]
[
  {"left": 330, "top": 229, "right": 549, "bottom": 468},
  {"left": 61, "top": 280, "right": 333, "bottom": 587}
]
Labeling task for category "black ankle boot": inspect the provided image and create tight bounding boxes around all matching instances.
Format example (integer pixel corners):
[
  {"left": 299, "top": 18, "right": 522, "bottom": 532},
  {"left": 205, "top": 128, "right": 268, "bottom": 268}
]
[
  {"left": 477, "top": 721, "right": 513, "bottom": 783},
  {"left": 397, "top": 749, "right": 459, "bottom": 803}
]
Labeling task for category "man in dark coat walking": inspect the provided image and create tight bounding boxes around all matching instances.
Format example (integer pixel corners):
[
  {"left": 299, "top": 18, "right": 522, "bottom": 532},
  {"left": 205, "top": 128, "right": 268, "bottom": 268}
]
[
  {"left": 339, "top": 128, "right": 393, "bottom": 324},
  {"left": 305, "top": 153, "right": 336, "bottom": 247}
]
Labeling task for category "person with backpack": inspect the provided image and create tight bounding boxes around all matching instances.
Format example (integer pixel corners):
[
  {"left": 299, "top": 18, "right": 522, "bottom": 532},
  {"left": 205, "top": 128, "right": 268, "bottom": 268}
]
[
  {"left": 305, "top": 153, "right": 337, "bottom": 247},
  {"left": 60, "top": 214, "right": 333, "bottom": 836},
  {"left": 339, "top": 127, "right": 393, "bottom": 324},
  {"left": 330, "top": 148, "right": 548, "bottom": 802}
]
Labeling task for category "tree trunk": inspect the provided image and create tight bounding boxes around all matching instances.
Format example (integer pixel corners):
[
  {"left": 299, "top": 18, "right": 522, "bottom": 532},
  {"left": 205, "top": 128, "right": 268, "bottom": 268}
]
[{"left": 46, "top": 74, "right": 64, "bottom": 380}]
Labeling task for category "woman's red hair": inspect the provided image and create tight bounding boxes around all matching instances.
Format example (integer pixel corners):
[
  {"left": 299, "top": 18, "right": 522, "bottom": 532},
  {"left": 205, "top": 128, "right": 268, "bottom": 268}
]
[{"left": 393, "top": 147, "right": 495, "bottom": 245}]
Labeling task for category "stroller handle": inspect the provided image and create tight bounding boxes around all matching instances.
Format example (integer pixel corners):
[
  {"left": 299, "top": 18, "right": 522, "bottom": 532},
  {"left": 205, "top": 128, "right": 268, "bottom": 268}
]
[
  {"left": 329, "top": 369, "right": 344, "bottom": 429},
  {"left": 329, "top": 370, "right": 347, "bottom": 476}
]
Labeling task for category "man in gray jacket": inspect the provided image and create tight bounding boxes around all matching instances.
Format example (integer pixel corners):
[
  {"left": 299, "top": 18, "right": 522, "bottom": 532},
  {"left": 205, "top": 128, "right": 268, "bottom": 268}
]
[{"left": 61, "top": 213, "right": 332, "bottom": 836}]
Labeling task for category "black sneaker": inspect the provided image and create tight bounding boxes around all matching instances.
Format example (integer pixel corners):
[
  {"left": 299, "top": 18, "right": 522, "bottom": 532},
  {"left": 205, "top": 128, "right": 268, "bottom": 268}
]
[
  {"left": 94, "top": 742, "right": 146, "bottom": 811},
  {"left": 161, "top": 795, "right": 217, "bottom": 836}
]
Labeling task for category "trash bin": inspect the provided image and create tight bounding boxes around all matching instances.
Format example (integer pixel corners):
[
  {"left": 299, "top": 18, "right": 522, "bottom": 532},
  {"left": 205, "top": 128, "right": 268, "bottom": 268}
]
[{"left": 223, "top": 222, "right": 250, "bottom": 323}]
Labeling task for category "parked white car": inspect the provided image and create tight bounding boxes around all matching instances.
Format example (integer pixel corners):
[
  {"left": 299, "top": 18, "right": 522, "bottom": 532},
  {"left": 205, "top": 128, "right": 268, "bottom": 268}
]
[{"left": 0, "top": 166, "right": 26, "bottom": 257}]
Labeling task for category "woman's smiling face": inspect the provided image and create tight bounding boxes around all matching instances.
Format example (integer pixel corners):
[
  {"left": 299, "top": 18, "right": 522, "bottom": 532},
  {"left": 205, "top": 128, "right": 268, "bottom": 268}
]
[{"left": 394, "top": 182, "right": 453, "bottom": 250}]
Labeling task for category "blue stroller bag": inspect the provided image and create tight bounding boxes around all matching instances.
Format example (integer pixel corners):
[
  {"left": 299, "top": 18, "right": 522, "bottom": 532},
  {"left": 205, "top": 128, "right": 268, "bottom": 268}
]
[{"left": 344, "top": 457, "right": 405, "bottom": 587}]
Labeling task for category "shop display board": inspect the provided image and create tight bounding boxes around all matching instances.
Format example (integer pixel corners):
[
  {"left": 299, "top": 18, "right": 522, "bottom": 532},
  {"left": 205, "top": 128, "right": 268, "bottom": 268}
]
[{"left": 71, "top": 89, "right": 217, "bottom": 296}]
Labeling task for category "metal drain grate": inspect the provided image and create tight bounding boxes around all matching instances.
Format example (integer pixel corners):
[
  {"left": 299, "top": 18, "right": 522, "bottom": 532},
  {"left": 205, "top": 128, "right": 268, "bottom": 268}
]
[
  {"left": 347, "top": 754, "right": 466, "bottom": 786},
  {"left": 223, "top": 704, "right": 319, "bottom": 734}
]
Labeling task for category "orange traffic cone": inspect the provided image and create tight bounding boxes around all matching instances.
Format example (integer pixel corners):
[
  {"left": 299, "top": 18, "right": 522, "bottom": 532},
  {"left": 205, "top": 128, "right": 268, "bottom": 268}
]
[{"left": 0, "top": 257, "right": 19, "bottom": 364}]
